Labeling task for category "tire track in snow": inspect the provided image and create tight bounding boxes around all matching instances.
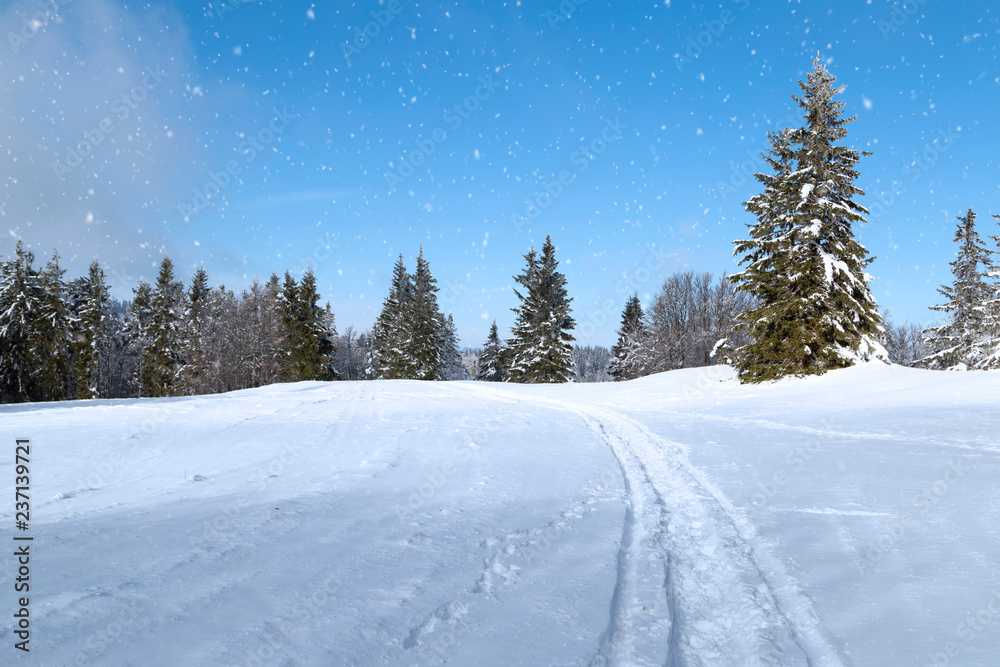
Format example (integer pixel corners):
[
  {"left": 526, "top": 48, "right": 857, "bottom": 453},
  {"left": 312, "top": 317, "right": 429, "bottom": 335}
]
[{"left": 549, "top": 400, "right": 846, "bottom": 667}]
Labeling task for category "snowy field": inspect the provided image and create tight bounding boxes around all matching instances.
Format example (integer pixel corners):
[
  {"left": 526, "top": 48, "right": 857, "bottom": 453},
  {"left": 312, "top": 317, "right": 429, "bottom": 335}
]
[{"left": 2, "top": 364, "right": 999, "bottom": 666}]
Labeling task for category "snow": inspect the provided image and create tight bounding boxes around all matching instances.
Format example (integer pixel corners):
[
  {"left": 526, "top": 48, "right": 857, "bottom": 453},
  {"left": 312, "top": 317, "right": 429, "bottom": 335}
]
[{"left": 2, "top": 365, "right": 1000, "bottom": 665}]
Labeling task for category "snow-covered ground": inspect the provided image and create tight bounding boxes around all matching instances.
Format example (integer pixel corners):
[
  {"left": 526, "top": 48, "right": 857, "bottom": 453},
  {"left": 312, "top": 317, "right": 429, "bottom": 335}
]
[{"left": 2, "top": 364, "right": 999, "bottom": 666}]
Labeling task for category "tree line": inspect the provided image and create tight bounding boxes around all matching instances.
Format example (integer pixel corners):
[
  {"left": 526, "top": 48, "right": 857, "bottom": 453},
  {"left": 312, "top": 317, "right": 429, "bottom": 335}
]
[{"left": 0, "top": 242, "right": 340, "bottom": 403}]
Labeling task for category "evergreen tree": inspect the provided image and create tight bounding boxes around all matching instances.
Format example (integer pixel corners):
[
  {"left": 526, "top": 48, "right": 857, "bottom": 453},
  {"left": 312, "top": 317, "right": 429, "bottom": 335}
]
[
  {"left": 320, "top": 302, "right": 341, "bottom": 380},
  {"left": 438, "top": 312, "right": 467, "bottom": 380},
  {"left": 181, "top": 265, "right": 211, "bottom": 394},
  {"left": 918, "top": 208, "right": 997, "bottom": 370},
  {"left": 296, "top": 267, "right": 336, "bottom": 380},
  {"left": 405, "top": 247, "right": 443, "bottom": 380},
  {"left": 278, "top": 268, "right": 336, "bottom": 382},
  {"left": 609, "top": 292, "right": 648, "bottom": 381},
  {"left": 143, "top": 256, "right": 185, "bottom": 397},
  {"left": 506, "top": 247, "right": 540, "bottom": 383},
  {"left": 126, "top": 281, "right": 154, "bottom": 397},
  {"left": 257, "top": 273, "right": 285, "bottom": 385},
  {"left": 731, "top": 58, "right": 886, "bottom": 382},
  {"left": 71, "top": 259, "right": 111, "bottom": 399},
  {"left": 34, "top": 251, "right": 72, "bottom": 401},
  {"left": 475, "top": 320, "right": 506, "bottom": 382},
  {"left": 0, "top": 241, "right": 43, "bottom": 402},
  {"left": 982, "top": 215, "right": 1000, "bottom": 369},
  {"left": 278, "top": 271, "right": 300, "bottom": 381},
  {"left": 370, "top": 255, "right": 412, "bottom": 379},
  {"left": 506, "top": 235, "right": 575, "bottom": 383}
]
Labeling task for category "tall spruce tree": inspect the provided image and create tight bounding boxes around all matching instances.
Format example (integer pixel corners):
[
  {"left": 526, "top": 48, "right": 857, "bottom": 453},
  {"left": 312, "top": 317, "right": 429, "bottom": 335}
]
[
  {"left": 609, "top": 292, "right": 648, "bottom": 381},
  {"left": 406, "top": 247, "right": 443, "bottom": 380},
  {"left": 320, "top": 302, "right": 341, "bottom": 380},
  {"left": 985, "top": 215, "right": 1000, "bottom": 368},
  {"left": 475, "top": 320, "right": 506, "bottom": 382},
  {"left": 278, "top": 268, "right": 335, "bottom": 382},
  {"left": 506, "top": 235, "right": 575, "bottom": 383},
  {"left": 437, "top": 312, "right": 466, "bottom": 380},
  {"left": 143, "top": 256, "right": 185, "bottom": 397},
  {"left": 0, "top": 241, "right": 43, "bottom": 402},
  {"left": 34, "top": 251, "right": 71, "bottom": 401},
  {"left": 181, "top": 265, "right": 211, "bottom": 394},
  {"left": 731, "top": 58, "right": 886, "bottom": 382},
  {"left": 126, "top": 281, "right": 154, "bottom": 397},
  {"left": 370, "top": 255, "right": 412, "bottom": 379},
  {"left": 71, "top": 259, "right": 111, "bottom": 399},
  {"left": 918, "top": 208, "right": 997, "bottom": 370},
  {"left": 278, "top": 270, "right": 300, "bottom": 381}
]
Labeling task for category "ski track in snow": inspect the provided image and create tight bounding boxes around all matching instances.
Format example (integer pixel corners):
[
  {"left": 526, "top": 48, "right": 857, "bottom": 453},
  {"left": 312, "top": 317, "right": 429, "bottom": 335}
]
[{"left": 538, "top": 398, "right": 846, "bottom": 667}]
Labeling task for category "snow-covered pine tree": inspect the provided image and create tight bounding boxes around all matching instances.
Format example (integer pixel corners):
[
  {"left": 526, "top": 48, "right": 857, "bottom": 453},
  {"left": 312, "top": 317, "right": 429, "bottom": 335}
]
[
  {"left": 126, "top": 281, "right": 154, "bottom": 397},
  {"left": 731, "top": 58, "right": 886, "bottom": 383},
  {"left": 609, "top": 292, "right": 648, "bottom": 381},
  {"left": 505, "top": 246, "right": 539, "bottom": 383},
  {"left": 406, "top": 247, "right": 443, "bottom": 380},
  {"left": 370, "top": 255, "right": 413, "bottom": 379},
  {"left": 319, "top": 300, "right": 340, "bottom": 380},
  {"left": 0, "top": 241, "right": 44, "bottom": 403},
  {"left": 981, "top": 215, "right": 1000, "bottom": 369},
  {"left": 506, "top": 235, "right": 575, "bottom": 383},
  {"left": 918, "top": 208, "right": 997, "bottom": 370},
  {"left": 180, "top": 265, "right": 211, "bottom": 394},
  {"left": 278, "top": 267, "right": 335, "bottom": 382},
  {"left": 143, "top": 256, "right": 186, "bottom": 397},
  {"left": 437, "top": 312, "right": 467, "bottom": 380},
  {"left": 34, "top": 250, "right": 72, "bottom": 401},
  {"left": 475, "top": 320, "right": 506, "bottom": 382},
  {"left": 71, "top": 259, "right": 111, "bottom": 399},
  {"left": 278, "top": 271, "right": 300, "bottom": 381},
  {"left": 980, "top": 216, "right": 1000, "bottom": 369},
  {"left": 260, "top": 274, "right": 285, "bottom": 384}
]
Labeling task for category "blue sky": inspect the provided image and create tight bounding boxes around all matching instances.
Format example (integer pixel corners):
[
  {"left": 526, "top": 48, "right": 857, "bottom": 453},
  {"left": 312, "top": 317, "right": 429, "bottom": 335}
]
[{"left": 2, "top": 0, "right": 999, "bottom": 346}]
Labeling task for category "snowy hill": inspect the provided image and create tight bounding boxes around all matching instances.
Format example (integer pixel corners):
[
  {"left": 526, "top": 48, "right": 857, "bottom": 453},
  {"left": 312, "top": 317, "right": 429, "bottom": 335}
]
[{"left": 2, "top": 365, "right": 999, "bottom": 666}]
